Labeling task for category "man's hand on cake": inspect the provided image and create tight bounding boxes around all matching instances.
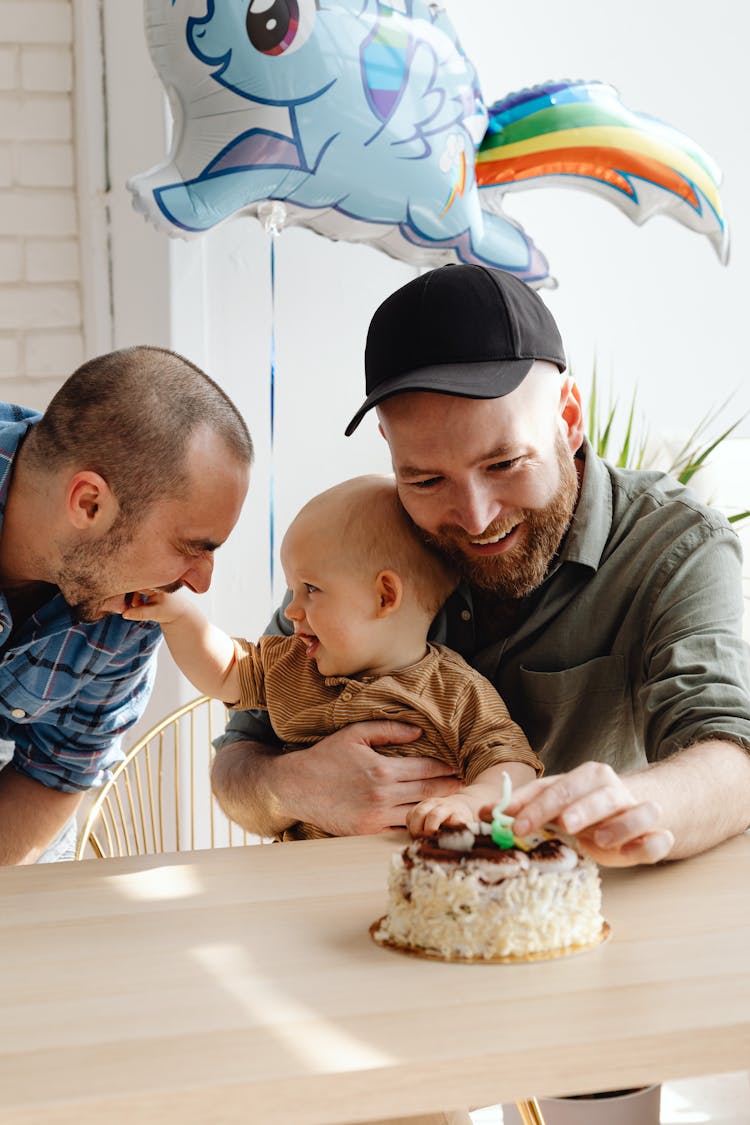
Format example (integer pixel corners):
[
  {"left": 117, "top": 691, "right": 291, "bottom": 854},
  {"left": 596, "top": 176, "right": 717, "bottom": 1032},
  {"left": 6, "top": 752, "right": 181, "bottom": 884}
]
[{"left": 503, "top": 763, "right": 675, "bottom": 867}]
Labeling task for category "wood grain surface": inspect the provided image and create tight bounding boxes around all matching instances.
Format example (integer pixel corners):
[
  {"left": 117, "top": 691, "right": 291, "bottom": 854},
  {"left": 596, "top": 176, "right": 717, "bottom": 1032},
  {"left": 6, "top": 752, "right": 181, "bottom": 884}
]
[{"left": 1, "top": 832, "right": 748, "bottom": 1123}]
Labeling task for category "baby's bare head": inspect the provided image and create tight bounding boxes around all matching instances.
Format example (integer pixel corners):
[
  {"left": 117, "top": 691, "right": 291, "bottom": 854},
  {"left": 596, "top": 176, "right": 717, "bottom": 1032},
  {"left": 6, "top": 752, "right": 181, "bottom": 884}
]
[{"left": 285, "top": 475, "right": 457, "bottom": 615}]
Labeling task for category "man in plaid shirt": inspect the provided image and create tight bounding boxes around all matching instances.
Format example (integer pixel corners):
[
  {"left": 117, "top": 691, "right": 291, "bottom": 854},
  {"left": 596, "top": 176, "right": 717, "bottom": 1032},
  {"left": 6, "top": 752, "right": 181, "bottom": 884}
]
[{"left": 0, "top": 346, "right": 252, "bottom": 865}]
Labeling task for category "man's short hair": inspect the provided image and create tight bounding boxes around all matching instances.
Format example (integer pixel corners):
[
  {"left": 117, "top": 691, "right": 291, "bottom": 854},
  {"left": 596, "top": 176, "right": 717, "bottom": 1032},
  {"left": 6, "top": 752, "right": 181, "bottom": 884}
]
[{"left": 25, "top": 346, "right": 253, "bottom": 518}]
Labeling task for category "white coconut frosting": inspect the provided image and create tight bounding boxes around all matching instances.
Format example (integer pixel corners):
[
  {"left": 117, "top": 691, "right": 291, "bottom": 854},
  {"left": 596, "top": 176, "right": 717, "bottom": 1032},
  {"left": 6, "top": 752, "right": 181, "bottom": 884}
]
[{"left": 376, "top": 831, "right": 603, "bottom": 960}]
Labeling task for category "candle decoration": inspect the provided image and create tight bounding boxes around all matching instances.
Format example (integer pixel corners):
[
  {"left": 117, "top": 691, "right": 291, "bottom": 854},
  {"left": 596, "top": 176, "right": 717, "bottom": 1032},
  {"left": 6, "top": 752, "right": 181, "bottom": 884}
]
[{"left": 491, "top": 771, "right": 516, "bottom": 849}]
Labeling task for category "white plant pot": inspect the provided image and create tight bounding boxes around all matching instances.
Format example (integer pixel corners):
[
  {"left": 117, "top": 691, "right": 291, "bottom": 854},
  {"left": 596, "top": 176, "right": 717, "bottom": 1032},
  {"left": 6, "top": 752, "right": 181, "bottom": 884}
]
[{"left": 503, "top": 1085, "right": 661, "bottom": 1125}]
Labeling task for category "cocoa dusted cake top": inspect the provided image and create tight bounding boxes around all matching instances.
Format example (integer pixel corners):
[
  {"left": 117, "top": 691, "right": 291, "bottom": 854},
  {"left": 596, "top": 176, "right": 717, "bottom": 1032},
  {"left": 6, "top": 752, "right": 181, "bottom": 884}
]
[{"left": 409, "top": 821, "right": 581, "bottom": 876}]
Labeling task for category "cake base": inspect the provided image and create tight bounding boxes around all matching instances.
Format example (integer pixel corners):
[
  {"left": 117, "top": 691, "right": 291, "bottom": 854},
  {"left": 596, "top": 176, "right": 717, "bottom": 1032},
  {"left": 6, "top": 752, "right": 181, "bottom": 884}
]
[{"left": 370, "top": 917, "right": 611, "bottom": 963}]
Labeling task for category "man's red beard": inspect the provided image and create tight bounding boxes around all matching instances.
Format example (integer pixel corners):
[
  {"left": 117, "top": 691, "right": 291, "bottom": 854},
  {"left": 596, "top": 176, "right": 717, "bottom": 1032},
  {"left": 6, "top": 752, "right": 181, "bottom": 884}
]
[{"left": 422, "top": 433, "right": 580, "bottom": 598}]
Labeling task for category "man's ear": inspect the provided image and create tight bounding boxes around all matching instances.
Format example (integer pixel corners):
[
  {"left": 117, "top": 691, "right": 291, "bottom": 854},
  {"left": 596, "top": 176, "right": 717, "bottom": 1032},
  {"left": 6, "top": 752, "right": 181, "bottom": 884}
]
[
  {"left": 66, "top": 471, "right": 118, "bottom": 532},
  {"left": 375, "top": 569, "right": 403, "bottom": 617},
  {"left": 559, "top": 377, "right": 585, "bottom": 453}
]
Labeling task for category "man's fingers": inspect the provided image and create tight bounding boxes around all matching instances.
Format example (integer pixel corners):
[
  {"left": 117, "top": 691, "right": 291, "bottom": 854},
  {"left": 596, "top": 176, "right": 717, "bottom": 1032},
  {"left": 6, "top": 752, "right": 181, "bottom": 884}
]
[
  {"left": 588, "top": 802, "right": 663, "bottom": 850},
  {"left": 392, "top": 774, "right": 462, "bottom": 809},
  {"left": 352, "top": 720, "right": 424, "bottom": 749},
  {"left": 578, "top": 828, "right": 675, "bottom": 867},
  {"left": 337, "top": 721, "right": 459, "bottom": 778},
  {"left": 504, "top": 774, "right": 563, "bottom": 816},
  {"left": 509, "top": 763, "right": 629, "bottom": 836},
  {"left": 386, "top": 754, "right": 458, "bottom": 781},
  {"left": 619, "top": 830, "right": 674, "bottom": 865},
  {"left": 554, "top": 784, "right": 637, "bottom": 836}
]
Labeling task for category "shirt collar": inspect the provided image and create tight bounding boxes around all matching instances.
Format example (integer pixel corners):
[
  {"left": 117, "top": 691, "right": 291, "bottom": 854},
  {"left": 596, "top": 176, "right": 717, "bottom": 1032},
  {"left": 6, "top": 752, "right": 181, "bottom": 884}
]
[
  {"left": 0, "top": 403, "right": 42, "bottom": 526},
  {"left": 0, "top": 404, "right": 49, "bottom": 637},
  {"left": 558, "top": 436, "right": 613, "bottom": 572}
]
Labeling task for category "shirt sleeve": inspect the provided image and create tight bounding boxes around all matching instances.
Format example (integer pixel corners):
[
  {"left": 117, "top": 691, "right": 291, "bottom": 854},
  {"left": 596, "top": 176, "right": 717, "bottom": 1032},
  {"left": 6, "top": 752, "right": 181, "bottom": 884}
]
[
  {"left": 454, "top": 673, "right": 544, "bottom": 784},
  {"left": 232, "top": 637, "right": 268, "bottom": 710},
  {"left": 10, "top": 624, "right": 162, "bottom": 793},
  {"left": 640, "top": 523, "right": 750, "bottom": 759}
]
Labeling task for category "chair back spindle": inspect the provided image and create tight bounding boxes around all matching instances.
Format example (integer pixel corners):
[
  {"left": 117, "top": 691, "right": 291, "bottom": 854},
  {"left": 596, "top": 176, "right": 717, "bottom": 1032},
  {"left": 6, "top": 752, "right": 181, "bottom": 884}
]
[{"left": 76, "top": 696, "right": 263, "bottom": 860}]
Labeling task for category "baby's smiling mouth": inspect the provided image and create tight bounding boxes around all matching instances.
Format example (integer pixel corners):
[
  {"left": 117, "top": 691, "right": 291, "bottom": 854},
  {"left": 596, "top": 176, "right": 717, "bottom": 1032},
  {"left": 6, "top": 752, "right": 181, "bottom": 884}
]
[{"left": 295, "top": 631, "right": 320, "bottom": 656}]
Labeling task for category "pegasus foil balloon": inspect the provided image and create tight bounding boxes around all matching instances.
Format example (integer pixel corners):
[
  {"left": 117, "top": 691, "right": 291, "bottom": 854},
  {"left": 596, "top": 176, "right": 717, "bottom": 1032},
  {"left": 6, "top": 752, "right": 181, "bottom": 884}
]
[{"left": 130, "top": 0, "right": 728, "bottom": 285}]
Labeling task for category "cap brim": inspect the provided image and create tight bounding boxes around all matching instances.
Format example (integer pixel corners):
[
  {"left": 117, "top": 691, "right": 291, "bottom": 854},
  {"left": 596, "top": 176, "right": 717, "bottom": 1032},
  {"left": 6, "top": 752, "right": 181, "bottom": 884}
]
[{"left": 344, "top": 358, "right": 534, "bottom": 436}]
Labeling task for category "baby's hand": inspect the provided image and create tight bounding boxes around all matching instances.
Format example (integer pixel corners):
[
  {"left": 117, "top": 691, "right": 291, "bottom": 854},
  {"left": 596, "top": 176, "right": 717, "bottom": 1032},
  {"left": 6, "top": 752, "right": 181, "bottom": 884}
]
[
  {"left": 121, "top": 587, "right": 192, "bottom": 626},
  {"left": 406, "top": 794, "right": 478, "bottom": 837}
]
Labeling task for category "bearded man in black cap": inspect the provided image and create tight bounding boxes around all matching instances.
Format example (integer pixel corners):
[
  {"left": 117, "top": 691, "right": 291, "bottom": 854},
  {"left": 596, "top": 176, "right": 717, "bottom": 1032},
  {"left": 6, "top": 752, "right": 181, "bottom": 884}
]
[{"left": 213, "top": 264, "right": 750, "bottom": 870}]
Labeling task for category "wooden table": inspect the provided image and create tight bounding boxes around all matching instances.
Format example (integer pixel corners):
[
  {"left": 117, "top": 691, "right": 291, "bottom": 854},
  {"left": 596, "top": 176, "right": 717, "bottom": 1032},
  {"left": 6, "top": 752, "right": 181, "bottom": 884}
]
[{"left": 1, "top": 832, "right": 749, "bottom": 1124}]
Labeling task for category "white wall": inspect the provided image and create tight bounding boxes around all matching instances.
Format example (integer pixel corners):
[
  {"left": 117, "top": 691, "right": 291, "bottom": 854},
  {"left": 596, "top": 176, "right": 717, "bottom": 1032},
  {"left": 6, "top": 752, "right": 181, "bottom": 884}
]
[
  {"left": 0, "top": 0, "right": 83, "bottom": 409},
  {"left": 27, "top": 2, "right": 750, "bottom": 722}
]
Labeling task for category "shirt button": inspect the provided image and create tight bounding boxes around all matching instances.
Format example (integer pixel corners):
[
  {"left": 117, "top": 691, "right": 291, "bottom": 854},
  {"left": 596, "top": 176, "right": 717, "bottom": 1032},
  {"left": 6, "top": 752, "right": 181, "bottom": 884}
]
[
  {"left": 11, "top": 708, "right": 26, "bottom": 719},
  {"left": 340, "top": 691, "right": 352, "bottom": 702},
  {"left": 460, "top": 609, "right": 472, "bottom": 622}
]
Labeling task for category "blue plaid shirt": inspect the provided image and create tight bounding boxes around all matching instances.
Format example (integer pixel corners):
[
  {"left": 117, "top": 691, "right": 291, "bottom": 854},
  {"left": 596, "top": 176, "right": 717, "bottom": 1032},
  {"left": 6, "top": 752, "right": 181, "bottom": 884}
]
[{"left": 0, "top": 403, "right": 162, "bottom": 792}]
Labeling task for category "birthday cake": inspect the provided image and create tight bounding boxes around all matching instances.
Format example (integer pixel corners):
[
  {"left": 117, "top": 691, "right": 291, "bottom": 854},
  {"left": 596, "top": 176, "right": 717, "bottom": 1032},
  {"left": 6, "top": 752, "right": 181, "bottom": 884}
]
[{"left": 371, "top": 821, "right": 605, "bottom": 962}]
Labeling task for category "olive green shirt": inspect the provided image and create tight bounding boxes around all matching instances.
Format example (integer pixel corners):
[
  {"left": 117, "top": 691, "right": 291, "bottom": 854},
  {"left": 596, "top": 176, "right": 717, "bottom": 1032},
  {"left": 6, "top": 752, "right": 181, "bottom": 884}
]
[{"left": 219, "top": 441, "right": 750, "bottom": 775}]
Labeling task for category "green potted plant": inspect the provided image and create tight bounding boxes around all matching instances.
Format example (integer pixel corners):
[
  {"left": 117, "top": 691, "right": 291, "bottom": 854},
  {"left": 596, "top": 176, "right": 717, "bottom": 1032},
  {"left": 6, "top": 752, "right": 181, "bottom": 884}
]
[{"left": 585, "top": 370, "right": 749, "bottom": 526}]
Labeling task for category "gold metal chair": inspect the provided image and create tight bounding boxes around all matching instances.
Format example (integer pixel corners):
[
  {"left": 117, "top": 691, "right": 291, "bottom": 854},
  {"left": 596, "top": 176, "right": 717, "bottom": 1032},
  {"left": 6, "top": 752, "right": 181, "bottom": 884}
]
[
  {"left": 516, "top": 1101, "right": 546, "bottom": 1125},
  {"left": 76, "top": 695, "right": 262, "bottom": 860}
]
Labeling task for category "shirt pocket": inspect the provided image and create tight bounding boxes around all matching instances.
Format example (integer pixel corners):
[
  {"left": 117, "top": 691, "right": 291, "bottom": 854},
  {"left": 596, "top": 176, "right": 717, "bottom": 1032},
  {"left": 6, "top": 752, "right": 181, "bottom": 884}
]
[
  {"left": 0, "top": 669, "right": 61, "bottom": 722},
  {"left": 517, "top": 655, "right": 639, "bottom": 773}
]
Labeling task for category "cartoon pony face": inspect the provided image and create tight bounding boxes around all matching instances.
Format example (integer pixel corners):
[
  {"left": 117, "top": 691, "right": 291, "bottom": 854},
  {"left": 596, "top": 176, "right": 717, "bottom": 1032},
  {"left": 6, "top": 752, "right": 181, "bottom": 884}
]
[{"left": 187, "top": 0, "right": 372, "bottom": 105}]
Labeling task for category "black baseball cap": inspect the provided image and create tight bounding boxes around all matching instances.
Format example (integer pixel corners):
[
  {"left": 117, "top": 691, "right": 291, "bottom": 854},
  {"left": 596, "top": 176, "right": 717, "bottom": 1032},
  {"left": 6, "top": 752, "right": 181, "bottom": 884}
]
[{"left": 344, "top": 264, "right": 566, "bottom": 436}]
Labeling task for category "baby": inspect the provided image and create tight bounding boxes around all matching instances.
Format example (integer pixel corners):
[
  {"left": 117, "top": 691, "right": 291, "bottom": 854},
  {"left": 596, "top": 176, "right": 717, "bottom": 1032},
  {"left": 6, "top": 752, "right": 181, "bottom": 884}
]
[{"left": 124, "top": 475, "right": 542, "bottom": 839}]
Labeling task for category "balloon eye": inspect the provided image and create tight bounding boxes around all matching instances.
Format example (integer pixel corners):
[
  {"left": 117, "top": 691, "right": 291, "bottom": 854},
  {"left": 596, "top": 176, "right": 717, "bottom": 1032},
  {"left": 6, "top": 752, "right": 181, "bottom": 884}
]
[{"left": 246, "top": 0, "right": 302, "bottom": 56}]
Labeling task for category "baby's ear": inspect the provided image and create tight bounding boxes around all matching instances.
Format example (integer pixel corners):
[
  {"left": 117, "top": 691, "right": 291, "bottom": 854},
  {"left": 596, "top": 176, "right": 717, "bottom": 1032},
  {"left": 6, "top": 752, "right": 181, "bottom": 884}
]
[{"left": 375, "top": 570, "right": 403, "bottom": 616}]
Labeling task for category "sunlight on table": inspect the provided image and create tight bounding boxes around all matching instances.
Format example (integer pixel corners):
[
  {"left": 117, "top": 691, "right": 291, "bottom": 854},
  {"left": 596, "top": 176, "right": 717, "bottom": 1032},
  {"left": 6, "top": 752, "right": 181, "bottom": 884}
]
[
  {"left": 108, "top": 863, "right": 205, "bottom": 902},
  {"left": 191, "top": 941, "right": 396, "bottom": 1074}
]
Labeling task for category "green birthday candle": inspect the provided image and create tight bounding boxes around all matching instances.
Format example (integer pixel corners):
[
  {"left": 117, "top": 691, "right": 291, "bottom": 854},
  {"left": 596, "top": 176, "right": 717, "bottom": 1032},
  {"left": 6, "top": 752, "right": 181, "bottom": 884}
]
[{"left": 491, "top": 771, "right": 515, "bottom": 849}]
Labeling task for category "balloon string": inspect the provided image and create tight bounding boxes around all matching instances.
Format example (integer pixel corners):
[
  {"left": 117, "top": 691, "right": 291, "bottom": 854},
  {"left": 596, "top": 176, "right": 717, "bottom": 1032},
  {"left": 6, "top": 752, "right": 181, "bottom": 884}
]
[{"left": 269, "top": 233, "right": 277, "bottom": 609}]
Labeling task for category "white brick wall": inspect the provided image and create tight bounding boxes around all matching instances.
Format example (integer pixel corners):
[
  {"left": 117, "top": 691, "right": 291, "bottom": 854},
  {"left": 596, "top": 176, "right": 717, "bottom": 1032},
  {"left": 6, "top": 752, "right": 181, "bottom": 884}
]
[{"left": 0, "top": 0, "right": 82, "bottom": 405}]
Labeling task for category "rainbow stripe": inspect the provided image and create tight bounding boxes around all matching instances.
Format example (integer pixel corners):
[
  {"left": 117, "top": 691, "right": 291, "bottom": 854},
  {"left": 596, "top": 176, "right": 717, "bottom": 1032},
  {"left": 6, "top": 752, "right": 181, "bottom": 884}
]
[{"left": 476, "top": 81, "right": 725, "bottom": 245}]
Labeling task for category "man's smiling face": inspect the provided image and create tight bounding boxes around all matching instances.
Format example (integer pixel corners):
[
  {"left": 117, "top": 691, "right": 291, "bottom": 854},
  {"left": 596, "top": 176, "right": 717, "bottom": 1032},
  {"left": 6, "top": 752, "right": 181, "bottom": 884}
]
[
  {"left": 377, "top": 363, "right": 582, "bottom": 598},
  {"left": 56, "top": 429, "right": 250, "bottom": 623}
]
